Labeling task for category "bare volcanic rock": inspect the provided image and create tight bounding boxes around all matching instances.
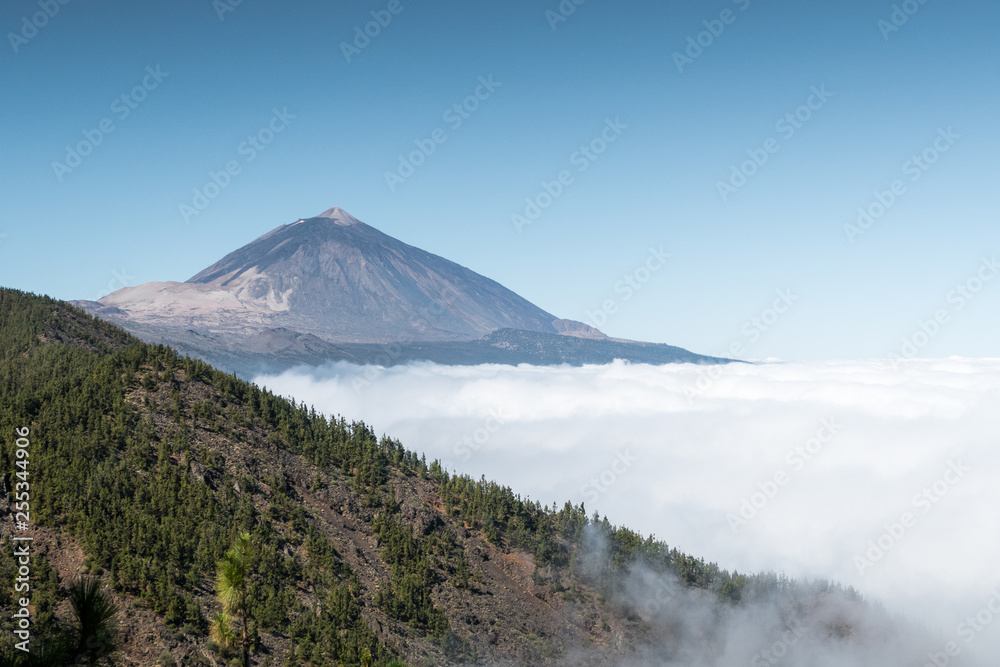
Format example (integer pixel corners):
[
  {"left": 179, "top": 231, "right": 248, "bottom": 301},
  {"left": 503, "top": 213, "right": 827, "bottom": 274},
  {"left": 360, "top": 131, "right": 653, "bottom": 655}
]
[
  {"left": 92, "top": 207, "right": 563, "bottom": 343},
  {"left": 71, "top": 207, "right": 733, "bottom": 374}
]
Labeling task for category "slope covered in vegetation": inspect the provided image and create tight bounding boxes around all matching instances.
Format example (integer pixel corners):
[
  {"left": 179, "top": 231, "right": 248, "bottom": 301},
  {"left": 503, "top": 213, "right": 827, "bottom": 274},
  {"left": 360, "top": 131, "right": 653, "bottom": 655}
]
[{"left": 0, "top": 288, "right": 902, "bottom": 666}]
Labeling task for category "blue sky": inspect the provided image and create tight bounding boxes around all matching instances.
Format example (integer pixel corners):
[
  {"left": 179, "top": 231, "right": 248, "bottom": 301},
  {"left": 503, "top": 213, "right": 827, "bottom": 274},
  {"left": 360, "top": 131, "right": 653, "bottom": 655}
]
[{"left": 1, "top": 0, "right": 997, "bottom": 360}]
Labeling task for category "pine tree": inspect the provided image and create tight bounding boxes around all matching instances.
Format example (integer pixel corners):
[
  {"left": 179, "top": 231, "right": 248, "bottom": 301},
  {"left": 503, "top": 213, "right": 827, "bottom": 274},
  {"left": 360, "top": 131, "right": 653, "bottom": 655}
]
[{"left": 211, "top": 531, "right": 254, "bottom": 667}]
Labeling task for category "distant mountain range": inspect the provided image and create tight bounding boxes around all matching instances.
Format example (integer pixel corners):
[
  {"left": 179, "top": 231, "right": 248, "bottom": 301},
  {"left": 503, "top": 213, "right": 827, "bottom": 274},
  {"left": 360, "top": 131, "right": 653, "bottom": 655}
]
[{"left": 72, "top": 207, "right": 732, "bottom": 376}]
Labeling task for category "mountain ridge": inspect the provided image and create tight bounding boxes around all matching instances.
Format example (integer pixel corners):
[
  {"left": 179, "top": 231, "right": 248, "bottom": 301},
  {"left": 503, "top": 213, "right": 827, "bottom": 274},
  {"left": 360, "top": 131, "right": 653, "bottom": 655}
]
[
  {"left": 0, "top": 288, "right": 923, "bottom": 666},
  {"left": 91, "top": 207, "right": 565, "bottom": 344},
  {"left": 71, "top": 207, "right": 733, "bottom": 376}
]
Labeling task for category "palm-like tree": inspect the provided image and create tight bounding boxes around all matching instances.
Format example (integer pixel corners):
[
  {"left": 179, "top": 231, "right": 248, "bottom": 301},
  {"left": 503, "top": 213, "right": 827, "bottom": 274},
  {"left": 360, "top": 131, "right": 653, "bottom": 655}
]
[
  {"left": 213, "top": 531, "right": 253, "bottom": 667},
  {"left": 69, "top": 576, "right": 119, "bottom": 665}
]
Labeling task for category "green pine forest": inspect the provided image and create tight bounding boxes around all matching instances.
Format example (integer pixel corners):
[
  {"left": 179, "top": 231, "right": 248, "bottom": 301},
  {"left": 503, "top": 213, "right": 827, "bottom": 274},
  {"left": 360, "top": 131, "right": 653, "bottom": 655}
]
[{"left": 0, "top": 289, "right": 868, "bottom": 665}]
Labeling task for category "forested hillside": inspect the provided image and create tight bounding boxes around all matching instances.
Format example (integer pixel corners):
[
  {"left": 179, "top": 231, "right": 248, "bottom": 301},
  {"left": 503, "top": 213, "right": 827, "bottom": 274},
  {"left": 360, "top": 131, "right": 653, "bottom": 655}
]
[{"left": 0, "top": 288, "right": 906, "bottom": 666}]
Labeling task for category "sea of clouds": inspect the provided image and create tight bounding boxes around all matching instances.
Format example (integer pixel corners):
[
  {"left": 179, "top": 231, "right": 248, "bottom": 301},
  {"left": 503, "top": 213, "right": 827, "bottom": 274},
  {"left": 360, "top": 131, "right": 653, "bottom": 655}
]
[{"left": 255, "top": 357, "right": 1000, "bottom": 664}]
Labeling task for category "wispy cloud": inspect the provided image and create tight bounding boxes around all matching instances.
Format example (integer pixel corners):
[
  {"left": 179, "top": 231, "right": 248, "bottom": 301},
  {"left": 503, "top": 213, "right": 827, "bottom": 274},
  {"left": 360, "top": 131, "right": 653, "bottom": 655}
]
[{"left": 256, "top": 357, "right": 1000, "bottom": 661}]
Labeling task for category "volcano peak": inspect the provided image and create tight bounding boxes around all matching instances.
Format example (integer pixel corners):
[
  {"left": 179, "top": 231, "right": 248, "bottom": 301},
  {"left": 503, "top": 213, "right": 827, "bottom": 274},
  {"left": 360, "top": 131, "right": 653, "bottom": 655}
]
[{"left": 314, "top": 206, "right": 361, "bottom": 226}]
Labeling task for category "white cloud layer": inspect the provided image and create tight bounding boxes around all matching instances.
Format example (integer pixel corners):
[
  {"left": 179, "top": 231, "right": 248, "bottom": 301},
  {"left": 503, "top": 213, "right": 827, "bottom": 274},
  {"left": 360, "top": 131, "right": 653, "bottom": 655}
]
[{"left": 255, "top": 357, "right": 1000, "bottom": 662}]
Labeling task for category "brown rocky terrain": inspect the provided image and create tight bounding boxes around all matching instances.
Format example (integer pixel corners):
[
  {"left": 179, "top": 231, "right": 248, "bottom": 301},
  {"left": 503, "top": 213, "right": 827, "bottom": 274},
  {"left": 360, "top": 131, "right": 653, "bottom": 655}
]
[{"left": 0, "top": 291, "right": 909, "bottom": 666}]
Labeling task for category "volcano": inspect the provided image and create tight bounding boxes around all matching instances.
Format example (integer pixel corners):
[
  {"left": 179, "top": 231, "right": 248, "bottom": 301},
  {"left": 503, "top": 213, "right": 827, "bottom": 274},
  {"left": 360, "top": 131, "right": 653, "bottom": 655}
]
[{"left": 73, "top": 207, "right": 730, "bottom": 375}]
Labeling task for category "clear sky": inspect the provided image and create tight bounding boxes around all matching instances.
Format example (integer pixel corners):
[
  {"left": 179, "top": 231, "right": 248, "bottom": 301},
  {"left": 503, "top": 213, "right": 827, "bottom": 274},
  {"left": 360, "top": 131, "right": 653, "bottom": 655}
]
[{"left": 1, "top": 0, "right": 997, "bottom": 361}]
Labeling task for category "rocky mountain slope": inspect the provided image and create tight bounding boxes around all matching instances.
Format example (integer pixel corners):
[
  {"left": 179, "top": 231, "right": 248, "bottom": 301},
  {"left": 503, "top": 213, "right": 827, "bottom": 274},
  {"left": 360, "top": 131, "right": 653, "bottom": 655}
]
[
  {"left": 0, "top": 289, "right": 928, "bottom": 666},
  {"left": 78, "top": 208, "right": 567, "bottom": 344},
  {"left": 71, "top": 208, "right": 730, "bottom": 376}
]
